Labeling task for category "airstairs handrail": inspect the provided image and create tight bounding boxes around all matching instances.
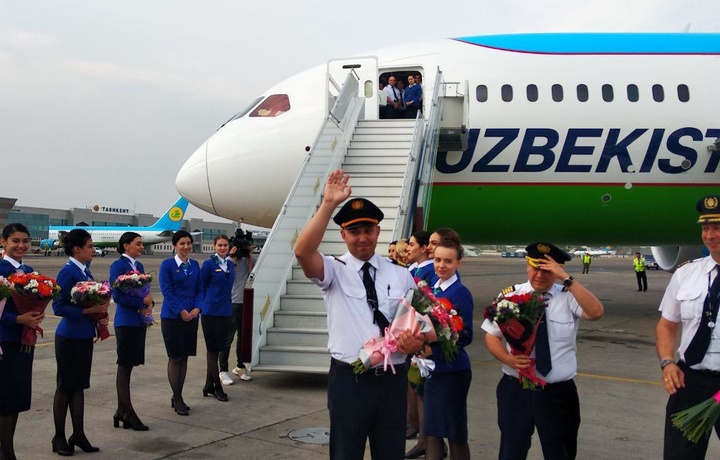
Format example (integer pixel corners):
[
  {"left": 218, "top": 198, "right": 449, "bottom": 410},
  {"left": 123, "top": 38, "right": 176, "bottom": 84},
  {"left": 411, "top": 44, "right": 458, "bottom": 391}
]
[
  {"left": 392, "top": 67, "right": 445, "bottom": 241},
  {"left": 246, "top": 70, "right": 365, "bottom": 366}
]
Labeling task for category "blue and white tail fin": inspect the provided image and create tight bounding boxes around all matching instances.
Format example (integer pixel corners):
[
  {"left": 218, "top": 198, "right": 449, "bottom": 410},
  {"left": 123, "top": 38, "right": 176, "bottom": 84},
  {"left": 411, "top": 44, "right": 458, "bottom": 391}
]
[{"left": 149, "top": 197, "right": 189, "bottom": 230}]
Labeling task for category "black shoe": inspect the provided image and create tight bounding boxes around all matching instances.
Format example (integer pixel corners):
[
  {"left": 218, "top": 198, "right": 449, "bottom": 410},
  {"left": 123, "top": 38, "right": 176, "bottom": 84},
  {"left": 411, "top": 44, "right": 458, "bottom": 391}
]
[
  {"left": 405, "top": 445, "right": 425, "bottom": 459},
  {"left": 68, "top": 434, "right": 99, "bottom": 453},
  {"left": 51, "top": 436, "right": 74, "bottom": 456},
  {"left": 122, "top": 416, "right": 149, "bottom": 431},
  {"left": 203, "top": 385, "right": 229, "bottom": 402},
  {"left": 112, "top": 410, "right": 124, "bottom": 428},
  {"left": 171, "top": 398, "right": 189, "bottom": 416}
]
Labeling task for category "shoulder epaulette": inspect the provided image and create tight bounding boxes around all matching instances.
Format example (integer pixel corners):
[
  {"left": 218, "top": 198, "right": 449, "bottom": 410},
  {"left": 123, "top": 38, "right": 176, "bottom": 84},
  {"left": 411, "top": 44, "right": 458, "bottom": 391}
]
[
  {"left": 332, "top": 256, "right": 346, "bottom": 265},
  {"left": 677, "top": 259, "right": 696, "bottom": 268},
  {"left": 501, "top": 285, "right": 515, "bottom": 295}
]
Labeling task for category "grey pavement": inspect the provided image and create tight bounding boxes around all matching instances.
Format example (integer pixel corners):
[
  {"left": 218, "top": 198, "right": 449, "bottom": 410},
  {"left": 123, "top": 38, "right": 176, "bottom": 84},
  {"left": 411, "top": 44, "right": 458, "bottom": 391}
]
[{"left": 12, "top": 254, "right": 720, "bottom": 459}]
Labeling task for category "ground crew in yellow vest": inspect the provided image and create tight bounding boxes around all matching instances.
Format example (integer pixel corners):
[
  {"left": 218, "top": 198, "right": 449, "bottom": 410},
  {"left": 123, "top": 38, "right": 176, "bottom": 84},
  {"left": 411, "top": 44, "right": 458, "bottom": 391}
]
[
  {"left": 582, "top": 252, "right": 592, "bottom": 274},
  {"left": 633, "top": 252, "right": 647, "bottom": 291}
]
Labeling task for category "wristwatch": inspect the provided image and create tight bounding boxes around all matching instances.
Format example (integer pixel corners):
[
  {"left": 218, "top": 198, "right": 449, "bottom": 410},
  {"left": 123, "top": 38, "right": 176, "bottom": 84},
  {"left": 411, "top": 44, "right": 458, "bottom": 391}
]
[
  {"left": 562, "top": 276, "right": 574, "bottom": 291},
  {"left": 660, "top": 359, "right": 675, "bottom": 370}
]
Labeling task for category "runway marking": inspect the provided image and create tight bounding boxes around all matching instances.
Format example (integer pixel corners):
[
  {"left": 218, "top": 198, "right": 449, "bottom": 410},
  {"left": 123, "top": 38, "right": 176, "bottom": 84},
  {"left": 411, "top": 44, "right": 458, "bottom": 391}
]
[{"left": 474, "top": 360, "right": 661, "bottom": 386}]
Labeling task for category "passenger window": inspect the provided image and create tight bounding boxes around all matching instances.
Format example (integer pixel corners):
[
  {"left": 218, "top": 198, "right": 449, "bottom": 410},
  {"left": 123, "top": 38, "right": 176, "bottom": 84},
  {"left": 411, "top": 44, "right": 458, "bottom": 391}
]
[
  {"left": 476, "top": 85, "right": 488, "bottom": 102},
  {"left": 576, "top": 84, "right": 588, "bottom": 102},
  {"left": 677, "top": 84, "right": 690, "bottom": 102},
  {"left": 652, "top": 85, "right": 665, "bottom": 102},
  {"left": 602, "top": 84, "right": 614, "bottom": 102},
  {"left": 526, "top": 84, "right": 538, "bottom": 102},
  {"left": 551, "top": 84, "right": 563, "bottom": 102},
  {"left": 627, "top": 84, "right": 639, "bottom": 102},
  {"left": 501, "top": 84, "right": 513, "bottom": 102},
  {"left": 249, "top": 94, "right": 291, "bottom": 117}
]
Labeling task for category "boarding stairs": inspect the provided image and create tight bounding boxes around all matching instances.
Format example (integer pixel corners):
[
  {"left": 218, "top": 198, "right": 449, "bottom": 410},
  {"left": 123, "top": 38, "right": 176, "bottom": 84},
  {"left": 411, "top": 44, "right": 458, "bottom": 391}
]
[{"left": 247, "top": 66, "right": 465, "bottom": 374}]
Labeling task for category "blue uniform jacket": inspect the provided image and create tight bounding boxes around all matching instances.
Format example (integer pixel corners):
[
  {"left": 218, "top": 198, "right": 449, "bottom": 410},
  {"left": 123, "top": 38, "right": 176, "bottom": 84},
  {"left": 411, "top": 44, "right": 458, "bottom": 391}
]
[
  {"left": 412, "top": 263, "right": 437, "bottom": 286},
  {"left": 200, "top": 257, "right": 235, "bottom": 317},
  {"left": 0, "top": 260, "right": 34, "bottom": 342},
  {"left": 110, "top": 257, "right": 148, "bottom": 327},
  {"left": 403, "top": 83, "right": 422, "bottom": 107},
  {"left": 53, "top": 261, "right": 96, "bottom": 339},
  {"left": 430, "top": 280, "right": 474, "bottom": 373},
  {"left": 159, "top": 258, "right": 203, "bottom": 319}
]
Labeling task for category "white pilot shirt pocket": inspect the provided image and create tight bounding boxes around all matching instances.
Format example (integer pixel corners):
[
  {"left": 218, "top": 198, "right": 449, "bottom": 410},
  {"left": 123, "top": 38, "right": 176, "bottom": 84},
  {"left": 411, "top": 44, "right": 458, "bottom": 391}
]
[
  {"left": 547, "top": 311, "right": 576, "bottom": 343},
  {"left": 678, "top": 288, "right": 703, "bottom": 321}
]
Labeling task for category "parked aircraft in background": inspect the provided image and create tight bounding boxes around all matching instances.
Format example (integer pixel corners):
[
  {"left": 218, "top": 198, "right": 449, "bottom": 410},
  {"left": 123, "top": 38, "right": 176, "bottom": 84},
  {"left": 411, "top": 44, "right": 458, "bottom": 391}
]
[
  {"left": 41, "top": 197, "right": 189, "bottom": 250},
  {"left": 571, "top": 246, "right": 617, "bottom": 257},
  {"left": 175, "top": 33, "right": 720, "bottom": 271}
]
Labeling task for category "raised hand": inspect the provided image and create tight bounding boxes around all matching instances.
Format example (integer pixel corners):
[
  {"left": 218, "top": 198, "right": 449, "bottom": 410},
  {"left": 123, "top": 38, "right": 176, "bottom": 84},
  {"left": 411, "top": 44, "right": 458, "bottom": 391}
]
[{"left": 323, "top": 169, "right": 352, "bottom": 207}]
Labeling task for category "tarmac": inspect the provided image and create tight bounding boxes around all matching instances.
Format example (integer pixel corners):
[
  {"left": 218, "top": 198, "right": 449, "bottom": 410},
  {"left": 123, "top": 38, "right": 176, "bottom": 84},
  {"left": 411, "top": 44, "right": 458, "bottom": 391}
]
[{"left": 10, "top": 253, "right": 720, "bottom": 459}]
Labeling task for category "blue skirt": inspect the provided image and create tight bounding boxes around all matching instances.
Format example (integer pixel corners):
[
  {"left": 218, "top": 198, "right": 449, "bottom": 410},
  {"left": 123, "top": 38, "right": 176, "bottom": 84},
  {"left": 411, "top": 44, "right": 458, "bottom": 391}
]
[
  {"left": 0, "top": 341, "right": 33, "bottom": 414},
  {"left": 423, "top": 369, "right": 472, "bottom": 443}
]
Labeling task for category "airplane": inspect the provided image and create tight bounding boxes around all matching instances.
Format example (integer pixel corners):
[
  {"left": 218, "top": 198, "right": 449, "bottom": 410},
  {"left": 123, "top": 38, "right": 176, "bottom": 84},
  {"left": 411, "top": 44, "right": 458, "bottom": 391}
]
[
  {"left": 571, "top": 247, "right": 617, "bottom": 257},
  {"left": 175, "top": 33, "right": 720, "bottom": 271},
  {"left": 40, "top": 197, "right": 190, "bottom": 250}
]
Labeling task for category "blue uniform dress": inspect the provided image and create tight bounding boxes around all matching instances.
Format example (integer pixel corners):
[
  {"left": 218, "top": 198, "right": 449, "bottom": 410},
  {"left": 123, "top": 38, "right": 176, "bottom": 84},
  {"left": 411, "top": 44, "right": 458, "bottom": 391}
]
[
  {"left": 423, "top": 274, "right": 474, "bottom": 443},
  {"left": 0, "top": 259, "right": 35, "bottom": 414},
  {"left": 159, "top": 257, "right": 203, "bottom": 359},
  {"left": 410, "top": 259, "right": 437, "bottom": 285},
  {"left": 53, "top": 259, "right": 97, "bottom": 391},
  {"left": 110, "top": 255, "right": 148, "bottom": 366},
  {"left": 200, "top": 255, "right": 234, "bottom": 352}
]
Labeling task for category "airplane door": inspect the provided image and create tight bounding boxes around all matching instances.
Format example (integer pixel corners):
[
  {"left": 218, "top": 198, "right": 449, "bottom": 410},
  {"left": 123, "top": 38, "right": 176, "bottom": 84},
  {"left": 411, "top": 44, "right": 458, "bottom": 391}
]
[{"left": 327, "top": 57, "right": 379, "bottom": 120}]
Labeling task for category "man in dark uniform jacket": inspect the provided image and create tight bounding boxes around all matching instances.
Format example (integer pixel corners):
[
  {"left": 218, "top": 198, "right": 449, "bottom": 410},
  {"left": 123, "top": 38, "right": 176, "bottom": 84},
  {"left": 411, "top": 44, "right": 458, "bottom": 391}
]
[
  {"left": 294, "top": 168, "right": 425, "bottom": 460},
  {"left": 657, "top": 195, "right": 720, "bottom": 459}
]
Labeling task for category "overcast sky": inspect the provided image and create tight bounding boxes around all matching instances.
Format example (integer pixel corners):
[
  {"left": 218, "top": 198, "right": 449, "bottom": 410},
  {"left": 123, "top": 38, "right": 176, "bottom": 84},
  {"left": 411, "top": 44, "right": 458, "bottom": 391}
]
[{"left": 1, "top": 1, "right": 718, "bottom": 224}]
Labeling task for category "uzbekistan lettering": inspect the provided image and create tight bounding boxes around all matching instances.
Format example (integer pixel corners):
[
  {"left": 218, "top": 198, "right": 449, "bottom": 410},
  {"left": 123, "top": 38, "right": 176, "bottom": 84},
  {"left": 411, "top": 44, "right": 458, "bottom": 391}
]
[{"left": 436, "top": 127, "right": 720, "bottom": 174}]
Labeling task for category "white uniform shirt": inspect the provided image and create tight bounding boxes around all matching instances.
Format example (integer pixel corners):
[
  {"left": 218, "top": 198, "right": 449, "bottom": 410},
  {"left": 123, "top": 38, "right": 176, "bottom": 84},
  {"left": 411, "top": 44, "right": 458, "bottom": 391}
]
[
  {"left": 481, "top": 281, "right": 583, "bottom": 383},
  {"left": 312, "top": 252, "right": 415, "bottom": 365},
  {"left": 122, "top": 254, "right": 138, "bottom": 271},
  {"left": 659, "top": 256, "right": 720, "bottom": 371},
  {"left": 384, "top": 85, "right": 400, "bottom": 102}
]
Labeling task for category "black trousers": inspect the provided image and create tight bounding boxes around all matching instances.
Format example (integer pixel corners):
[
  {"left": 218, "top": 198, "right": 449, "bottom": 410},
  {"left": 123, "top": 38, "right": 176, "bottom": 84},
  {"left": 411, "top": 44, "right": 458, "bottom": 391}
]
[
  {"left": 218, "top": 303, "right": 245, "bottom": 371},
  {"left": 328, "top": 359, "right": 407, "bottom": 460},
  {"left": 664, "top": 362, "right": 720, "bottom": 460},
  {"left": 636, "top": 271, "right": 648, "bottom": 291},
  {"left": 497, "top": 374, "right": 580, "bottom": 460}
]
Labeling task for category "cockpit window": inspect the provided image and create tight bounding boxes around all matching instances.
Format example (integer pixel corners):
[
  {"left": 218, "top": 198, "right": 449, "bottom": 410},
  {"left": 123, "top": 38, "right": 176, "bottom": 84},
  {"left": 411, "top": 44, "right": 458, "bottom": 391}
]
[
  {"left": 219, "top": 96, "right": 264, "bottom": 129},
  {"left": 249, "top": 94, "right": 291, "bottom": 117}
]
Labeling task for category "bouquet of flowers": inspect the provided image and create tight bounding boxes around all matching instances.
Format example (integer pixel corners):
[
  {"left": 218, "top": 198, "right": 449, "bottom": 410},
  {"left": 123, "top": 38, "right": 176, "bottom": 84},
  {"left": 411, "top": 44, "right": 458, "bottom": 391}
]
[
  {"left": 71, "top": 281, "right": 112, "bottom": 341},
  {"left": 0, "top": 276, "right": 15, "bottom": 357},
  {"left": 112, "top": 271, "right": 154, "bottom": 327},
  {"left": 8, "top": 272, "right": 60, "bottom": 352},
  {"left": 112, "top": 271, "right": 152, "bottom": 297},
  {"left": 484, "top": 290, "right": 549, "bottom": 389},
  {"left": 410, "top": 280, "right": 464, "bottom": 362},
  {"left": 352, "top": 290, "right": 437, "bottom": 375},
  {"left": 671, "top": 389, "right": 720, "bottom": 443}
]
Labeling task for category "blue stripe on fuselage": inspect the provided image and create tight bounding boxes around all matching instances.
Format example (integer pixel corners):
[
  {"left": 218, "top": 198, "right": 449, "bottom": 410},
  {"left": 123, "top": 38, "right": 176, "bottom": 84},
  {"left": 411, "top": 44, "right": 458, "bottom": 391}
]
[{"left": 453, "top": 33, "right": 720, "bottom": 54}]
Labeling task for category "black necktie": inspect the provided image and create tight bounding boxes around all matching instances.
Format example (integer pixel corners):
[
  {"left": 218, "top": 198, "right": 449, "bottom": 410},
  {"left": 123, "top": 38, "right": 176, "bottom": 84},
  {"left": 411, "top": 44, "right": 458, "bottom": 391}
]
[
  {"left": 535, "top": 296, "right": 552, "bottom": 375},
  {"left": 84, "top": 267, "right": 92, "bottom": 280},
  {"left": 684, "top": 265, "right": 720, "bottom": 365},
  {"left": 392, "top": 87, "right": 398, "bottom": 100},
  {"left": 362, "top": 262, "right": 389, "bottom": 336}
]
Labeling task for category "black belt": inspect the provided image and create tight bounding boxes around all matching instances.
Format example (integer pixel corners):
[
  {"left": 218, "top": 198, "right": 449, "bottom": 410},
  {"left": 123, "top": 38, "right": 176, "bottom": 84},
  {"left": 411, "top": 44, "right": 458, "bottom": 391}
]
[
  {"left": 331, "top": 358, "right": 405, "bottom": 377},
  {"left": 502, "top": 374, "right": 574, "bottom": 390},
  {"left": 679, "top": 360, "right": 720, "bottom": 377}
]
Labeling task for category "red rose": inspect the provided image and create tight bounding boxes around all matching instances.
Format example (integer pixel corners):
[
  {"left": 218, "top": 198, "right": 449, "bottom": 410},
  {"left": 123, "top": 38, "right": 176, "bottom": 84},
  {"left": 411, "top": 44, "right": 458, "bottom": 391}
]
[
  {"left": 450, "top": 315, "right": 464, "bottom": 332},
  {"left": 437, "top": 298, "right": 453, "bottom": 312}
]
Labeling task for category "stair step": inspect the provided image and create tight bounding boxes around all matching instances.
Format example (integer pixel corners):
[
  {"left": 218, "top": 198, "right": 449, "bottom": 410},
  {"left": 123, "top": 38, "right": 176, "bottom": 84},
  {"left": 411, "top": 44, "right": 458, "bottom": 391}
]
[
  {"left": 274, "top": 311, "right": 327, "bottom": 328},
  {"left": 352, "top": 134, "right": 414, "bottom": 142},
  {"left": 279, "top": 294, "right": 325, "bottom": 311},
  {"left": 355, "top": 127, "right": 415, "bottom": 135},
  {"left": 286, "top": 280, "right": 322, "bottom": 296},
  {"left": 346, "top": 148, "right": 411, "bottom": 157},
  {"left": 266, "top": 328, "right": 328, "bottom": 347},
  {"left": 259, "top": 345, "right": 332, "bottom": 368},
  {"left": 344, "top": 164, "right": 407, "bottom": 174},
  {"left": 350, "top": 141, "right": 412, "bottom": 149},
  {"left": 252, "top": 364, "right": 330, "bottom": 374}
]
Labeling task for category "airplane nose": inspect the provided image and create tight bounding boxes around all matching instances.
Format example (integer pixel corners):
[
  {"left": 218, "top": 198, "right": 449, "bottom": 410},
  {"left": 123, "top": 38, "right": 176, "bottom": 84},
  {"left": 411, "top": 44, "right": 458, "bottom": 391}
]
[{"left": 175, "top": 141, "right": 216, "bottom": 215}]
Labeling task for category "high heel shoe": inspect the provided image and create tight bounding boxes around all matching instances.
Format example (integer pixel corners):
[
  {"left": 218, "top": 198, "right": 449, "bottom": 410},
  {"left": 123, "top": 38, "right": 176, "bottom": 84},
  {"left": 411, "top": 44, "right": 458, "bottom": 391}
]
[
  {"left": 202, "top": 385, "right": 228, "bottom": 402},
  {"left": 171, "top": 397, "right": 189, "bottom": 416},
  {"left": 112, "top": 410, "right": 124, "bottom": 428},
  {"left": 51, "top": 435, "right": 74, "bottom": 456},
  {"left": 68, "top": 434, "right": 99, "bottom": 453},
  {"left": 122, "top": 416, "right": 149, "bottom": 431}
]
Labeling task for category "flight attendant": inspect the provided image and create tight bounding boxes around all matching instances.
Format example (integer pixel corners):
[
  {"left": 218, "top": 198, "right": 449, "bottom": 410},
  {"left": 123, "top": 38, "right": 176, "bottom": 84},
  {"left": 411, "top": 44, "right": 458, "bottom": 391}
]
[
  {"left": 200, "top": 235, "right": 234, "bottom": 401},
  {"left": 422, "top": 239, "right": 474, "bottom": 460},
  {"left": 0, "top": 224, "right": 45, "bottom": 460},
  {"left": 52, "top": 229, "right": 108, "bottom": 456},
  {"left": 405, "top": 230, "right": 434, "bottom": 284},
  {"left": 159, "top": 230, "right": 203, "bottom": 416},
  {"left": 109, "top": 232, "right": 154, "bottom": 431}
]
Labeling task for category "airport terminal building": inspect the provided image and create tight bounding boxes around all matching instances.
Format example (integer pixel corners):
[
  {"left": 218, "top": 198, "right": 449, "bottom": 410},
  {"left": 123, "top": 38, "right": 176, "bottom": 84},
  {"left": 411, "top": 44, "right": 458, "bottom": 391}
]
[{"left": 0, "top": 198, "right": 262, "bottom": 254}]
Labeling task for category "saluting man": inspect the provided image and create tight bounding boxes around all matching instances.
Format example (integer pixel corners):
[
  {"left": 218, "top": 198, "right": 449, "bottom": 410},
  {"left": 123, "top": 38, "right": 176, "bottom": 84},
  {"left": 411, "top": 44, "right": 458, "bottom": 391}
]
[
  {"left": 482, "top": 242, "right": 604, "bottom": 460},
  {"left": 657, "top": 195, "right": 720, "bottom": 459},
  {"left": 294, "top": 168, "right": 424, "bottom": 460}
]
